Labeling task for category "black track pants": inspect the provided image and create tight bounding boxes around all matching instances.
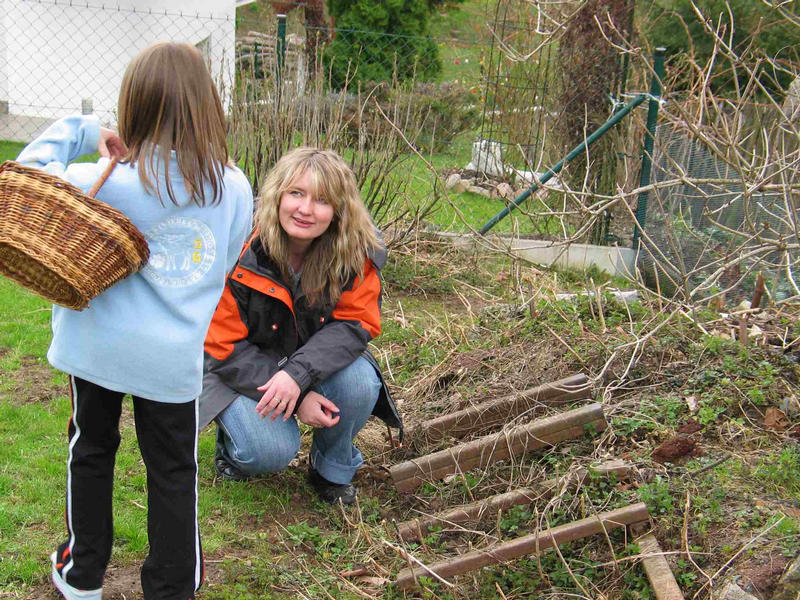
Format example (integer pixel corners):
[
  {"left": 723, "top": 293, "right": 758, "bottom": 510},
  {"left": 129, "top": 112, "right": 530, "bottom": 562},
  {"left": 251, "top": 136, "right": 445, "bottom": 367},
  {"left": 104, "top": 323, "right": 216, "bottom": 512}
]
[{"left": 53, "top": 376, "right": 203, "bottom": 599}]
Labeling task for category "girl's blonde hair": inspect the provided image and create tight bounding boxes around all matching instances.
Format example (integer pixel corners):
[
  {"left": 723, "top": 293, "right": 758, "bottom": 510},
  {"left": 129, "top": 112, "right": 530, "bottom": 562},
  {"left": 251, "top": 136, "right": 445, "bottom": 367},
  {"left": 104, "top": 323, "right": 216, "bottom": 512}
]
[
  {"left": 255, "top": 148, "right": 379, "bottom": 307},
  {"left": 117, "top": 41, "right": 228, "bottom": 206}
]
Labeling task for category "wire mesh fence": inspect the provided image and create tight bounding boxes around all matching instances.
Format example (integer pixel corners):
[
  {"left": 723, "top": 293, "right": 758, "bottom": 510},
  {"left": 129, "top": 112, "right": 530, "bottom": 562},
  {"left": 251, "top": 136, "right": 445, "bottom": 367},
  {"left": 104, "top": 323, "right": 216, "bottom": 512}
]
[
  {"left": 643, "top": 121, "right": 799, "bottom": 302},
  {"left": 0, "top": 0, "right": 236, "bottom": 142},
  {"left": 4, "top": 0, "right": 732, "bottom": 270}
]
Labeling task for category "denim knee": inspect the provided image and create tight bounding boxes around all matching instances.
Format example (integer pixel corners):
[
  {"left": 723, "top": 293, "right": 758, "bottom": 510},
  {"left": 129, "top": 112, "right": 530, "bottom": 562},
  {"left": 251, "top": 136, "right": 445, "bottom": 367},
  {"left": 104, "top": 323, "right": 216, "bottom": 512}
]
[
  {"left": 315, "top": 356, "right": 381, "bottom": 416},
  {"left": 226, "top": 434, "right": 300, "bottom": 475},
  {"left": 216, "top": 394, "right": 303, "bottom": 475}
]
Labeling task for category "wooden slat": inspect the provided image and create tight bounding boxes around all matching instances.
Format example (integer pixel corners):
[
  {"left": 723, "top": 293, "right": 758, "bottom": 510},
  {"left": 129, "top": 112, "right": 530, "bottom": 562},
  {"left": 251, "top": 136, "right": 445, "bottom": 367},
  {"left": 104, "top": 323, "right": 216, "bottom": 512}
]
[
  {"left": 637, "top": 533, "right": 685, "bottom": 600},
  {"left": 395, "top": 502, "right": 650, "bottom": 589},
  {"left": 397, "top": 459, "right": 632, "bottom": 542},
  {"left": 391, "top": 403, "right": 606, "bottom": 492},
  {"left": 408, "top": 373, "right": 591, "bottom": 444}
]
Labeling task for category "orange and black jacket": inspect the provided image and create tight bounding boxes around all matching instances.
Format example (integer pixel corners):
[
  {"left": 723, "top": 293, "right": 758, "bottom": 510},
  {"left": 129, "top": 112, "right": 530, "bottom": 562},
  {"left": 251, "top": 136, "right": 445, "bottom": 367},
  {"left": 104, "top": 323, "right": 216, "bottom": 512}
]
[{"left": 198, "top": 234, "right": 402, "bottom": 438}]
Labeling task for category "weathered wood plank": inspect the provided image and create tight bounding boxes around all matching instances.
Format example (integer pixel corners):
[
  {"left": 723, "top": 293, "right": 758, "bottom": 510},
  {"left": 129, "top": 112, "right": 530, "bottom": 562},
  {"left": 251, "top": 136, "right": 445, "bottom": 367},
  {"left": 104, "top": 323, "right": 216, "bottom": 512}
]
[
  {"left": 396, "top": 459, "right": 632, "bottom": 542},
  {"left": 395, "top": 502, "right": 650, "bottom": 590},
  {"left": 391, "top": 403, "right": 606, "bottom": 492},
  {"left": 408, "top": 373, "right": 591, "bottom": 444},
  {"left": 637, "top": 533, "right": 685, "bottom": 600}
]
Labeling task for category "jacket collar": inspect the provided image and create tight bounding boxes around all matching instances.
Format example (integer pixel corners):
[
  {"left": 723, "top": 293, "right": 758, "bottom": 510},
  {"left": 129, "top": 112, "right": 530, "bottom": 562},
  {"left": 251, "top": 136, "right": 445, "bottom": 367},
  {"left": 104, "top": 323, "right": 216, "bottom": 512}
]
[{"left": 238, "top": 231, "right": 387, "bottom": 280}]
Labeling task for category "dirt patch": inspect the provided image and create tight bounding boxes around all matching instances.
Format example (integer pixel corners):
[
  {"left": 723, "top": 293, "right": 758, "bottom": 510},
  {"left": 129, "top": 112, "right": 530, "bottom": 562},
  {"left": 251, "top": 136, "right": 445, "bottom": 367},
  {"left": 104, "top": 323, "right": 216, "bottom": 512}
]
[
  {"left": 0, "top": 354, "right": 66, "bottom": 405},
  {"left": 27, "top": 556, "right": 230, "bottom": 600},
  {"left": 678, "top": 419, "right": 702, "bottom": 434},
  {"left": 102, "top": 564, "right": 143, "bottom": 600},
  {"left": 651, "top": 436, "right": 702, "bottom": 463},
  {"left": 739, "top": 554, "right": 793, "bottom": 599}
]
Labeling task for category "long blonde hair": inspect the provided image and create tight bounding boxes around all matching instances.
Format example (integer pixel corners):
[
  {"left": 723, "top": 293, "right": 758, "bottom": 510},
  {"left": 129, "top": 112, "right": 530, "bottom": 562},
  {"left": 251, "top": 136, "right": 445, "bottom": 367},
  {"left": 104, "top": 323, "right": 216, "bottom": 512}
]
[
  {"left": 117, "top": 41, "right": 228, "bottom": 206},
  {"left": 255, "top": 148, "right": 379, "bottom": 307}
]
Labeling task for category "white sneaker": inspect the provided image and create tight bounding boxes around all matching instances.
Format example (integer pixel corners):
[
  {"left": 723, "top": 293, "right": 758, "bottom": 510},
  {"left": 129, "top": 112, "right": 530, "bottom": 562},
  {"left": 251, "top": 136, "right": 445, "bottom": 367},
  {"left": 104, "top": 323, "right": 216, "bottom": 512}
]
[{"left": 50, "top": 552, "right": 102, "bottom": 600}]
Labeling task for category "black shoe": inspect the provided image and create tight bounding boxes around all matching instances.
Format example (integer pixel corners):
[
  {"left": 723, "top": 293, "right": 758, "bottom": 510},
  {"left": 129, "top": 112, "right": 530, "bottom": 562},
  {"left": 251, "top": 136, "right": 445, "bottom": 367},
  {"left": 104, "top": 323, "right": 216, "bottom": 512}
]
[
  {"left": 308, "top": 467, "right": 357, "bottom": 505},
  {"left": 214, "top": 437, "right": 252, "bottom": 482}
]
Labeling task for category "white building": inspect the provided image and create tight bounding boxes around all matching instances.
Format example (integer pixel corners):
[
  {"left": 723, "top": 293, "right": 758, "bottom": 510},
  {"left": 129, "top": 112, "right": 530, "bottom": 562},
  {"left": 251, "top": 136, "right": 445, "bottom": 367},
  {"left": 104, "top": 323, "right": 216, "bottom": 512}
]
[{"left": 0, "top": 0, "right": 239, "bottom": 140}]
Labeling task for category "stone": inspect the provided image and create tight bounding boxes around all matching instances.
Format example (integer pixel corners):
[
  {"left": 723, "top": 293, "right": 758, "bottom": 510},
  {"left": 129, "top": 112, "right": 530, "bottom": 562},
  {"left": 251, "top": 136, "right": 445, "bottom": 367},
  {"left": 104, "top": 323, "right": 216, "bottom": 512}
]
[
  {"left": 466, "top": 140, "right": 505, "bottom": 178},
  {"left": 773, "top": 554, "right": 800, "bottom": 600},
  {"left": 452, "top": 180, "right": 468, "bottom": 193},
  {"left": 719, "top": 580, "right": 760, "bottom": 600},
  {"left": 496, "top": 182, "right": 515, "bottom": 200},
  {"left": 445, "top": 173, "right": 462, "bottom": 190},
  {"left": 781, "top": 396, "right": 800, "bottom": 417},
  {"left": 467, "top": 185, "right": 491, "bottom": 197}
]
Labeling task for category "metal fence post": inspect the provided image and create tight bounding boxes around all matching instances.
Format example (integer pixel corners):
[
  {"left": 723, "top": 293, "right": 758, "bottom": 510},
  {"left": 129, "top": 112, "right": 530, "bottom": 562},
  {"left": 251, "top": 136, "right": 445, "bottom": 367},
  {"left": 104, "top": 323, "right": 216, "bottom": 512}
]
[
  {"left": 478, "top": 93, "right": 648, "bottom": 236},
  {"left": 631, "top": 47, "right": 666, "bottom": 250},
  {"left": 276, "top": 13, "right": 287, "bottom": 83}
]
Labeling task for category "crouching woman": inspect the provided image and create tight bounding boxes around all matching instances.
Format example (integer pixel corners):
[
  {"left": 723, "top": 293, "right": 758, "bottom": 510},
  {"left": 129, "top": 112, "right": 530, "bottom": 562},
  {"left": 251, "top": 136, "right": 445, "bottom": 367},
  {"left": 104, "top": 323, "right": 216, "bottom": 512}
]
[{"left": 199, "top": 147, "right": 402, "bottom": 504}]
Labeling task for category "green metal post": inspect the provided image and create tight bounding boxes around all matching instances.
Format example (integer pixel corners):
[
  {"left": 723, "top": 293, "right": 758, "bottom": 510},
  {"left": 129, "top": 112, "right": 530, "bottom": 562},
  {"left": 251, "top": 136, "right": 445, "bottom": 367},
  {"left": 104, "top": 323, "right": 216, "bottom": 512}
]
[
  {"left": 276, "top": 13, "right": 287, "bottom": 82},
  {"left": 478, "top": 93, "right": 648, "bottom": 236},
  {"left": 631, "top": 47, "right": 666, "bottom": 250}
]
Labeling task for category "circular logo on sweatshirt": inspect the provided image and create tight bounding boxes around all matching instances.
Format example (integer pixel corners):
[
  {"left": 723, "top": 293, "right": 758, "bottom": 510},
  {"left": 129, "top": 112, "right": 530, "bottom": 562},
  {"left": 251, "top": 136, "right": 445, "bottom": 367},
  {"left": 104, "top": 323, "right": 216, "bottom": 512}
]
[{"left": 141, "top": 217, "right": 217, "bottom": 288}]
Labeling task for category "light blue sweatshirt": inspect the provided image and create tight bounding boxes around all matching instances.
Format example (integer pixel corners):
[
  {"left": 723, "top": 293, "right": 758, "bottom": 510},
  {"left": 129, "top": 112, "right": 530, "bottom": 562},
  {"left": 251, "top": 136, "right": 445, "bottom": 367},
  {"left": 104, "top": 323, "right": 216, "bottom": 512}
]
[{"left": 16, "top": 115, "right": 254, "bottom": 403}]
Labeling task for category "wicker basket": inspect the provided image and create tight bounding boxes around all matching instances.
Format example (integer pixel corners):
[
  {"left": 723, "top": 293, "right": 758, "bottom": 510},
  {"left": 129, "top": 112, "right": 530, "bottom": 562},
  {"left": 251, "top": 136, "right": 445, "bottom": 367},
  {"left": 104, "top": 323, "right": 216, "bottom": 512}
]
[{"left": 0, "top": 159, "right": 149, "bottom": 310}]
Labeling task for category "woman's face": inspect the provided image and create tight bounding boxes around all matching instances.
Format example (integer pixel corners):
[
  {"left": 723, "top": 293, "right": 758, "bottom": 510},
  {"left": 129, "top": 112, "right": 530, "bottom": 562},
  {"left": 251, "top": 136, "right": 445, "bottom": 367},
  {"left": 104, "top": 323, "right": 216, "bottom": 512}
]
[{"left": 278, "top": 169, "right": 334, "bottom": 248}]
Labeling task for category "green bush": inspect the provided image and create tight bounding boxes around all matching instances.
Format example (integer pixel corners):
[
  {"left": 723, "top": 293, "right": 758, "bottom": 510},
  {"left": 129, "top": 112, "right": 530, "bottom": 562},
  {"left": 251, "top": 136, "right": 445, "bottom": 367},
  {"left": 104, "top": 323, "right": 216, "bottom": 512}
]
[{"left": 324, "top": 0, "right": 442, "bottom": 87}]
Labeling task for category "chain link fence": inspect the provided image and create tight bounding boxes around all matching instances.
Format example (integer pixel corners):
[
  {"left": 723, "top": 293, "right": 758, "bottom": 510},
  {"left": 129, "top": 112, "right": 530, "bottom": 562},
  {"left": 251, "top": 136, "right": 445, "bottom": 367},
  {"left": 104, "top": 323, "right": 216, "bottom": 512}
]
[{"left": 1, "top": 0, "right": 236, "bottom": 142}]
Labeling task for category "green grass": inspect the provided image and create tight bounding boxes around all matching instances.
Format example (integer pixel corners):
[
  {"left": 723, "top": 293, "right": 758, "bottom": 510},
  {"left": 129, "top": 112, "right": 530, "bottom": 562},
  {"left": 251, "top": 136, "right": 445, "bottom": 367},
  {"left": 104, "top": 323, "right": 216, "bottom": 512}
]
[
  {"left": 0, "top": 140, "right": 25, "bottom": 162},
  {"left": 429, "top": 0, "right": 491, "bottom": 86},
  {"left": 2, "top": 137, "right": 99, "bottom": 164}
]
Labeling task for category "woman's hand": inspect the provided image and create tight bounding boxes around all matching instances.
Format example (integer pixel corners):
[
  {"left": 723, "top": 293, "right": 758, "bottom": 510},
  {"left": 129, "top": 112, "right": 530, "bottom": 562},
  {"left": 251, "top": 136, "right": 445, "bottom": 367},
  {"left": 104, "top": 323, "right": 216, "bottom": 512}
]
[
  {"left": 297, "top": 392, "right": 340, "bottom": 428},
  {"left": 255, "top": 371, "right": 301, "bottom": 421},
  {"left": 98, "top": 127, "right": 126, "bottom": 159}
]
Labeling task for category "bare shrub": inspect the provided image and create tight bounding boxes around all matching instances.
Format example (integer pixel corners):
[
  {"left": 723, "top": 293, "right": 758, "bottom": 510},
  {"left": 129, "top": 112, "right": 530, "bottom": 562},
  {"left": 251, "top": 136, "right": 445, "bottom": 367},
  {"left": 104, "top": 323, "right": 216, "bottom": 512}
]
[
  {"left": 634, "top": 5, "right": 800, "bottom": 305},
  {"left": 456, "top": 2, "right": 800, "bottom": 307},
  {"left": 226, "top": 56, "right": 441, "bottom": 246}
]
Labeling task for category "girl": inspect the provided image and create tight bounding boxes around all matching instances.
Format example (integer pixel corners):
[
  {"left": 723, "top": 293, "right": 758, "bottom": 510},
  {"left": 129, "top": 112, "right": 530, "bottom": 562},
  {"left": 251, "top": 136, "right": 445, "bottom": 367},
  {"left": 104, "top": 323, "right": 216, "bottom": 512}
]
[
  {"left": 199, "top": 147, "right": 402, "bottom": 505},
  {"left": 17, "top": 42, "right": 253, "bottom": 600}
]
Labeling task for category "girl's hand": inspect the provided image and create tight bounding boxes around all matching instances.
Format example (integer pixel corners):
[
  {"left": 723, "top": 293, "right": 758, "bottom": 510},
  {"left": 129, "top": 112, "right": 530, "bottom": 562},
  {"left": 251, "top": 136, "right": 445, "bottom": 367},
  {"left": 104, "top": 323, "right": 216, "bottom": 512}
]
[
  {"left": 297, "top": 392, "right": 340, "bottom": 428},
  {"left": 255, "top": 371, "right": 301, "bottom": 421},
  {"left": 98, "top": 127, "right": 126, "bottom": 159}
]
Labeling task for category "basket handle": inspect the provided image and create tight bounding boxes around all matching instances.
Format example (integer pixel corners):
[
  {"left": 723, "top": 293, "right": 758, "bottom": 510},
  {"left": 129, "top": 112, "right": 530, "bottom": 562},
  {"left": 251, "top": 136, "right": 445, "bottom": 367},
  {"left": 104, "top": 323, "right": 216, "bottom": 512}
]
[{"left": 87, "top": 158, "right": 118, "bottom": 198}]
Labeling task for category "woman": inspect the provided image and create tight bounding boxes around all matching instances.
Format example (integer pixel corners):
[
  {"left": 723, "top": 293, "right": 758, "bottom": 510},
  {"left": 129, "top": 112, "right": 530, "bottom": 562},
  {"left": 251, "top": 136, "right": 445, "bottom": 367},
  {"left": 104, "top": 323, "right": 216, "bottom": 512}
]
[{"left": 199, "top": 147, "right": 402, "bottom": 505}]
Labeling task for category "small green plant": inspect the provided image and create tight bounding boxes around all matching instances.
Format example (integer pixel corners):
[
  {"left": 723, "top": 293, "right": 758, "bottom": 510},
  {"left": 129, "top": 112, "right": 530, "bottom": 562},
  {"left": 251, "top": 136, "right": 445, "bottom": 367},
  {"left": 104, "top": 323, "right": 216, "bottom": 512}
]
[
  {"left": 697, "top": 402, "right": 727, "bottom": 425},
  {"left": 285, "top": 521, "right": 323, "bottom": 548},
  {"left": 675, "top": 558, "right": 699, "bottom": 589},
  {"left": 499, "top": 505, "right": 532, "bottom": 535},
  {"left": 753, "top": 446, "right": 800, "bottom": 498},
  {"left": 638, "top": 477, "right": 674, "bottom": 517}
]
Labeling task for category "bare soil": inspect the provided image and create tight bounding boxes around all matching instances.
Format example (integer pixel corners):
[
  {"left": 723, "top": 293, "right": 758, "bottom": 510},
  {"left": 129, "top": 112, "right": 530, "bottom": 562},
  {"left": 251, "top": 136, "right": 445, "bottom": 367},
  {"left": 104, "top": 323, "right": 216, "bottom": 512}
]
[{"left": 0, "top": 353, "right": 65, "bottom": 406}]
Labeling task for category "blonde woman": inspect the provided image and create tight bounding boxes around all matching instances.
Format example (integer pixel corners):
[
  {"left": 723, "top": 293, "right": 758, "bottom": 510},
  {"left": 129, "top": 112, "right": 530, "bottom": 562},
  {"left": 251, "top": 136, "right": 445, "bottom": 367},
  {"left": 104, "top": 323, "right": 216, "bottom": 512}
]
[
  {"left": 17, "top": 42, "right": 254, "bottom": 600},
  {"left": 200, "top": 147, "right": 402, "bottom": 504}
]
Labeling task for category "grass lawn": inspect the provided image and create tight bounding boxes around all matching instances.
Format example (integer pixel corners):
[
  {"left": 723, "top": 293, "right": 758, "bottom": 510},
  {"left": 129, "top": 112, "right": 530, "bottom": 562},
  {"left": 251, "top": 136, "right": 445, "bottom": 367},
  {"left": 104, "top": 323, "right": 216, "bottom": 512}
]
[{"left": 0, "top": 140, "right": 25, "bottom": 163}]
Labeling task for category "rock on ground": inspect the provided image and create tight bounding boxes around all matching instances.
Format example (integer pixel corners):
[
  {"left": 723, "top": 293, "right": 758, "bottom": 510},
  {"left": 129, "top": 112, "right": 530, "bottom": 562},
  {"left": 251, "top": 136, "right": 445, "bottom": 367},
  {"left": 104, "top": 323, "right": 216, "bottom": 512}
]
[{"left": 773, "top": 553, "right": 800, "bottom": 600}]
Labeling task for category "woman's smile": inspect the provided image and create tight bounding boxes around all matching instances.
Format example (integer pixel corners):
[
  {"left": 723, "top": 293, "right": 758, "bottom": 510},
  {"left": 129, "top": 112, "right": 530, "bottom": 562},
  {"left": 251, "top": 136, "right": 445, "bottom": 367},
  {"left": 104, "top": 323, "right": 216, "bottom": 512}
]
[{"left": 292, "top": 216, "right": 314, "bottom": 227}]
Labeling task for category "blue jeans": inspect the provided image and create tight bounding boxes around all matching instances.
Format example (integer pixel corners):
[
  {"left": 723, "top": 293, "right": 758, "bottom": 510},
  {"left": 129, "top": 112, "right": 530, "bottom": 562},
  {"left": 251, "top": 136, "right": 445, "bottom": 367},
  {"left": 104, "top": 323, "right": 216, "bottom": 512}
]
[{"left": 216, "top": 356, "right": 381, "bottom": 484}]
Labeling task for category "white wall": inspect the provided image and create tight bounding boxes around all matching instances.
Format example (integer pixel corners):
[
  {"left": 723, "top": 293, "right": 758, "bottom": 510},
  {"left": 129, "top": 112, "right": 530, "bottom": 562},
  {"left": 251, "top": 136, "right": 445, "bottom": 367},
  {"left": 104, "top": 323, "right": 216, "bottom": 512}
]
[
  {"left": 0, "top": 1, "right": 7, "bottom": 111},
  {"left": 2, "top": 0, "right": 236, "bottom": 125}
]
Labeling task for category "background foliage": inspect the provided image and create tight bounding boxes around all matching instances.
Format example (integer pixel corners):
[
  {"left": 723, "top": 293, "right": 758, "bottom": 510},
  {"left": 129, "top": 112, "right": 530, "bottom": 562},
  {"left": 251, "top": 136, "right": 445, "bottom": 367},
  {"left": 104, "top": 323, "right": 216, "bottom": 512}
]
[
  {"left": 644, "top": 0, "right": 800, "bottom": 95},
  {"left": 323, "top": 0, "right": 442, "bottom": 87}
]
